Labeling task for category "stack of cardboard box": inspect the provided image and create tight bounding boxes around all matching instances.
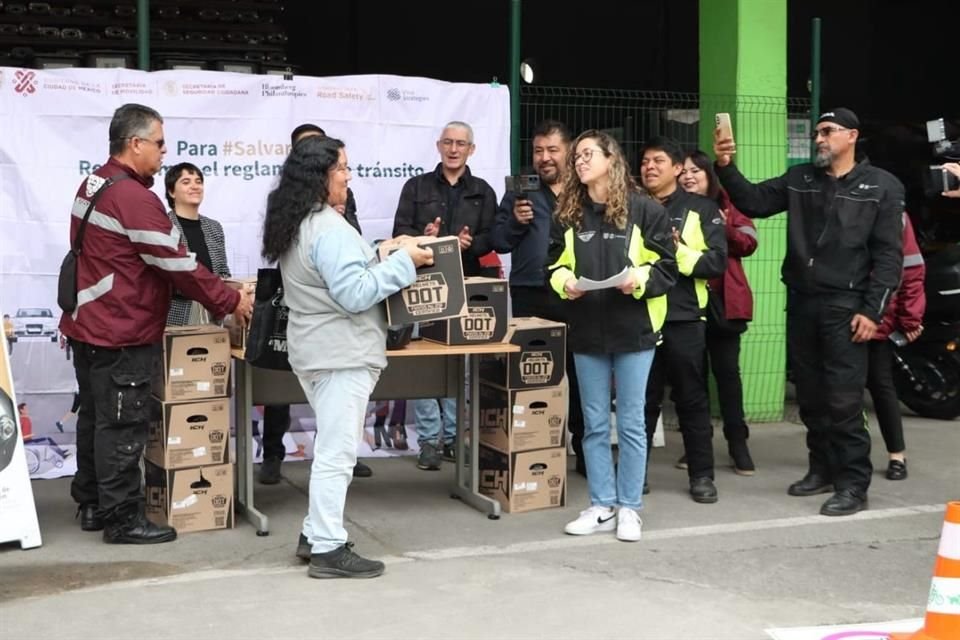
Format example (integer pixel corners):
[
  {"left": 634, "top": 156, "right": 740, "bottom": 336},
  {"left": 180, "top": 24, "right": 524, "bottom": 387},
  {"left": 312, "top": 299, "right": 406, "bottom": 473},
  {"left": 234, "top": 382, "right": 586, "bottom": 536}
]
[
  {"left": 145, "top": 325, "right": 234, "bottom": 533},
  {"left": 477, "top": 317, "right": 568, "bottom": 513}
]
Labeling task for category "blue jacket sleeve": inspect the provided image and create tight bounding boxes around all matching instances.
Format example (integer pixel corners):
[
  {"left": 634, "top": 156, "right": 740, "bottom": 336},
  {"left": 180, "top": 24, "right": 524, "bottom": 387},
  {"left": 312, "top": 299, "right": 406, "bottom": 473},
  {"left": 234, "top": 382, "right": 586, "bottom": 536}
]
[{"left": 311, "top": 226, "right": 416, "bottom": 314}]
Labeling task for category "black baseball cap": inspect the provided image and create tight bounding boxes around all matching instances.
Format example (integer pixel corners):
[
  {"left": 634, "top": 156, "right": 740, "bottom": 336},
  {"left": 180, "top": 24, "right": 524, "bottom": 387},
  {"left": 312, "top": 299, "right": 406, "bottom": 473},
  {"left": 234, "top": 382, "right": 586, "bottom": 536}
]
[{"left": 816, "top": 108, "right": 860, "bottom": 130}]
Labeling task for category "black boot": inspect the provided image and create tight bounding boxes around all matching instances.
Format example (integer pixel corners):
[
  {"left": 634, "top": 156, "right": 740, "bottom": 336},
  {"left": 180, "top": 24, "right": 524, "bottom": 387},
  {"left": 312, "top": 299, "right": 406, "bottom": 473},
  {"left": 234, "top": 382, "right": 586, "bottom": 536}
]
[
  {"left": 103, "top": 506, "right": 177, "bottom": 545},
  {"left": 728, "top": 440, "right": 755, "bottom": 476},
  {"left": 76, "top": 503, "right": 103, "bottom": 532}
]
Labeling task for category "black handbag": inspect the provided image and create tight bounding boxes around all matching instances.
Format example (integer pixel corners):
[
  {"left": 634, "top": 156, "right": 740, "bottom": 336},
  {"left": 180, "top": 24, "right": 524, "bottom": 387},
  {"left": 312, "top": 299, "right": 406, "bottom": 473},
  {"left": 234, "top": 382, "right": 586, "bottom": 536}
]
[
  {"left": 244, "top": 267, "right": 291, "bottom": 370},
  {"left": 706, "top": 288, "right": 747, "bottom": 336},
  {"left": 57, "top": 174, "right": 129, "bottom": 313}
]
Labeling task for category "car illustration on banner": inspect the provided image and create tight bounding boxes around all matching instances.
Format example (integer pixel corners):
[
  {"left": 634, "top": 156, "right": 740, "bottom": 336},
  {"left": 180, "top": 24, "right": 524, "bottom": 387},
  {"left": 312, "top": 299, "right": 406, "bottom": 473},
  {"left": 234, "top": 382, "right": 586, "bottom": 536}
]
[{"left": 13, "top": 308, "right": 58, "bottom": 341}]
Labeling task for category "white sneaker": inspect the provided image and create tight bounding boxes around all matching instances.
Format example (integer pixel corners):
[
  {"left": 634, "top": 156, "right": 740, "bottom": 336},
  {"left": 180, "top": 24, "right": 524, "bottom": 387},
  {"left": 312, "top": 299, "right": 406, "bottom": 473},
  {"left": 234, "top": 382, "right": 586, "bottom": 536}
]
[
  {"left": 616, "top": 507, "right": 642, "bottom": 542},
  {"left": 564, "top": 505, "right": 617, "bottom": 536}
]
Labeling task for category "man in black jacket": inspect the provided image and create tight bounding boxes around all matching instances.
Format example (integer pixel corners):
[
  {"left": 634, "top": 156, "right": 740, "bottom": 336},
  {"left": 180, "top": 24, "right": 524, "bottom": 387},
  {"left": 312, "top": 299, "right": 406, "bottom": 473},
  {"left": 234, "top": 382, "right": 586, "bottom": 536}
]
[
  {"left": 257, "top": 123, "right": 373, "bottom": 484},
  {"left": 640, "top": 137, "right": 728, "bottom": 504},
  {"left": 490, "top": 119, "right": 586, "bottom": 476},
  {"left": 392, "top": 121, "right": 497, "bottom": 471},
  {"left": 714, "top": 108, "right": 904, "bottom": 516}
]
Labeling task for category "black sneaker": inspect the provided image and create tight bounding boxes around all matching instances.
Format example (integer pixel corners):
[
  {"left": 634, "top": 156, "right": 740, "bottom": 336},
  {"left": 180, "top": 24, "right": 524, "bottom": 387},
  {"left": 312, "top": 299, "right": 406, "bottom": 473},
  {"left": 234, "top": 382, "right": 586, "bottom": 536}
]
[
  {"left": 728, "top": 441, "right": 756, "bottom": 476},
  {"left": 296, "top": 534, "right": 311, "bottom": 561},
  {"left": 441, "top": 442, "right": 456, "bottom": 463},
  {"left": 353, "top": 461, "right": 373, "bottom": 478},
  {"left": 258, "top": 457, "right": 282, "bottom": 485},
  {"left": 417, "top": 443, "right": 441, "bottom": 470},
  {"left": 308, "top": 542, "right": 385, "bottom": 579}
]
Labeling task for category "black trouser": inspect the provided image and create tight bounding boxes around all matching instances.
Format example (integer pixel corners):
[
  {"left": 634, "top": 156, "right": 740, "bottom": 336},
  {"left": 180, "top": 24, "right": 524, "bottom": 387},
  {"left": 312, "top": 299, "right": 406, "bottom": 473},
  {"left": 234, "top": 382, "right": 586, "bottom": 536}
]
[
  {"left": 788, "top": 292, "right": 872, "bottom": 492},
  {"left": 645, "top": 320, "right": 715, "bottom": 480},
  {"left": 510, "top": 285, "right": 584, "bottom": 451},
  {"left": 866, "top": 339, "right": 905, "bottom": 454},
  {"left": 261, "top": 404, "right": 291, "bottom": 462},
  {"left": 70, "top": 340, "right": 157, "bottom": 521},
  {"left": 705, "top": 321, "right": 750, "bottom": 443}
]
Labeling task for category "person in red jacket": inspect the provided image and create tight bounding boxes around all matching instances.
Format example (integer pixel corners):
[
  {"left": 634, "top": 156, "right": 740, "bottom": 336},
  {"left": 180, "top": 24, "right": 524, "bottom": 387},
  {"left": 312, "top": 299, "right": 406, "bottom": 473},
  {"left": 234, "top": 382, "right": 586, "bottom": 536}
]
[
  {"left": 681, "top": 150, "right": 757, "bottom": 474},
  {"left": 59, "top": 103, "right": 253, "bottom": 544},
  {"left": 867, "top": 213, "right": 925, "bottom": 480}
]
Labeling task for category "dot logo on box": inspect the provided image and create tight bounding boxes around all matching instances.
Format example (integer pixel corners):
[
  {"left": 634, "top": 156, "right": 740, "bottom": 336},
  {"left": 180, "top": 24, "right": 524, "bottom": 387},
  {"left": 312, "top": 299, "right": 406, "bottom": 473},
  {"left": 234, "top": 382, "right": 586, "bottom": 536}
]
[
  {"left": 460, "top": 307, "right": 496, "bottom": 341},
  {"left": 208, "top": 431, "right": 225, "bottom": 443},
  {"left": 548, "top": 415, "right": 563, "bottom": 427},
  {"left": 403, "top": 273, "right": 449, "bottom": 315},
  {"left": 547, "top": 475, "right": 562, "bottom": 488},
  {"left": 519, "top": 351, "right": 554, "bottom": 385},
  {"left": 211, "top": 495, "right": 228, "bottom": 508},
  {"left": 211, "top": 363, "right": 227, "bottom": 377}
]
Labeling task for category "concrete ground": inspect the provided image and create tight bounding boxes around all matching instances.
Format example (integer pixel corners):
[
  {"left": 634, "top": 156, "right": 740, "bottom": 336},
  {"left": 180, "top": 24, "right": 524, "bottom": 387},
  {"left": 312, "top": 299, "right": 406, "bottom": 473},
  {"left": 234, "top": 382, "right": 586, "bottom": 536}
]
[{"left": 1, "top": 411, "right": 957, "bottom": 640}]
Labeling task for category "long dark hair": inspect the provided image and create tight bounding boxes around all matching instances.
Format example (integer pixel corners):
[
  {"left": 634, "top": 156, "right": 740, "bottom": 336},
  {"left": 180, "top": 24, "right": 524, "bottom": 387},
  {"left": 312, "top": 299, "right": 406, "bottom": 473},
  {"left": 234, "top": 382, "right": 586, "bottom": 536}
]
[
  {"left": 684, "top": 149, "right": 721, "bottom": 201},
  {"left": 261, "top": 135, "right": 344, "bottom": 262}
]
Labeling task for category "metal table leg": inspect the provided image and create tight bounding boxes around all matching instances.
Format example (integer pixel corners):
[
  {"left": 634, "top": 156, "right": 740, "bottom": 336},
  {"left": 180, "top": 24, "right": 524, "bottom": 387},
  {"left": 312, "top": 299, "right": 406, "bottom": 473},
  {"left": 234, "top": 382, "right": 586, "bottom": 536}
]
[
  {"left": 234, "top": 359, "right": 269, "bottom": 535},
  {"left": 451, "top": 354, "right": 501, "bottom": 519}
]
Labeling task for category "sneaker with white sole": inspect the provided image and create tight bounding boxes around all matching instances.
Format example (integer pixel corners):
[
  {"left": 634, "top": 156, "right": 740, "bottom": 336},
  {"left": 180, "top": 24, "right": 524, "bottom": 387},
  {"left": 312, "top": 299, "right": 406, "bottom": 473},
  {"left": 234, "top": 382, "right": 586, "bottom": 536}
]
[
  {"left": 564, "top": 505, "right": 617, "bottom": 536},
  {"left": 616, "top": 507, "right": 642, "bottom": 542}
]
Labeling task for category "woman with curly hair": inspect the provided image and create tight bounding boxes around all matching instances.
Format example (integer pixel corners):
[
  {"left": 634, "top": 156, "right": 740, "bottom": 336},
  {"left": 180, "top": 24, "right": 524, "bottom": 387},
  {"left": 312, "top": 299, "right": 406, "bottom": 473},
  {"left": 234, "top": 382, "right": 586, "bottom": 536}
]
[
  {"left": 549, "top": 130, "right": 677, "bottom": 542},
  {"left": 261, "top": 135, "right": 433, "bottom": 579}
]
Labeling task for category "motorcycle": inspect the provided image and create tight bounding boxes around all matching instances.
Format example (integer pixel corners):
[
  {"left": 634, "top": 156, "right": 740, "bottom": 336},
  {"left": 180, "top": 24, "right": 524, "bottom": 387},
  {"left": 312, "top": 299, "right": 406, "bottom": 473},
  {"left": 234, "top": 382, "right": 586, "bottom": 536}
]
[{"left": 892, "top": 244, "right": 960, "bottom": 420}]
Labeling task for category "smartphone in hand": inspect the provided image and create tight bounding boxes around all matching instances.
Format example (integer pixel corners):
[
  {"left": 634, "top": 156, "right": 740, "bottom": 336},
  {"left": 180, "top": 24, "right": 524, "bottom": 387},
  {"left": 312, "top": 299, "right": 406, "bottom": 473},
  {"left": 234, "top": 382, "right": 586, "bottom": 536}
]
[{"left": 716, "top": 112, "right": 733, "bottom": 140}]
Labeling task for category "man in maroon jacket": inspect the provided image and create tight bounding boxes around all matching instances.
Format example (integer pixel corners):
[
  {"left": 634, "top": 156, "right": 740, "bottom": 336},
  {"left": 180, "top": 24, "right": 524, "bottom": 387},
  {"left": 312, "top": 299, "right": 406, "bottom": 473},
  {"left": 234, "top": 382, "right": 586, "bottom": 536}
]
[{"left": 60, "top": 103, "right": 253, "bottom": 544}]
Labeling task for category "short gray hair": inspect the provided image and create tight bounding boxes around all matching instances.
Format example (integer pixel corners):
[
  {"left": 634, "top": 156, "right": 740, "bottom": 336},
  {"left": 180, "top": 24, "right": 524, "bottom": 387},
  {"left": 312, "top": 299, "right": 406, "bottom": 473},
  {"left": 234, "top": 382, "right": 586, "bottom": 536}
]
[
  {"left": 109, "top": 103, "right": 163, "bottom": 155},
  {"left": 441, "top": 120, "right": 474, "bottom": 144}
]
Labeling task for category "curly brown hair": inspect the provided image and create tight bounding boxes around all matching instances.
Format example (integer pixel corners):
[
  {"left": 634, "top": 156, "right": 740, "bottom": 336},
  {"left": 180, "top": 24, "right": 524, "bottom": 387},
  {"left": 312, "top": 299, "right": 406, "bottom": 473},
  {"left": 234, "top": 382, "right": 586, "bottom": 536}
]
[{"left": 555, "top": 130, "right": 638, "bottom": 231}]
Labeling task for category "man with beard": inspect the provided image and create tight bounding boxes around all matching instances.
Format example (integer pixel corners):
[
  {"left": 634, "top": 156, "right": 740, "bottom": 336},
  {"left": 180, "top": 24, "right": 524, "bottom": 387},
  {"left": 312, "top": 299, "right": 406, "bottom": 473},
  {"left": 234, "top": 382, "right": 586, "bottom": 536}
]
[
  {"left": 490, "top": 120, "right": 586, "bottom": 476},
  {"left": 713, "top": 108, "right": 904, "bottom": 516}
]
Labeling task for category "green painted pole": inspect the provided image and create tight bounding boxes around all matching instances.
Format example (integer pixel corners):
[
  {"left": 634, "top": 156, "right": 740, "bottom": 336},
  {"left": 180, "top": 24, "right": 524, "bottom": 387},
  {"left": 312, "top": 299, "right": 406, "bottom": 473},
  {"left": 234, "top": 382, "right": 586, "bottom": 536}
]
[
  {"left": 809, "top": 17, "right": 821, "bottom": 159},
  {"left": 509, "top": 0, "right": 521, "bottom": 173},
  {"left": 138, "top": 0, "right": 150, "bottom": 71}
]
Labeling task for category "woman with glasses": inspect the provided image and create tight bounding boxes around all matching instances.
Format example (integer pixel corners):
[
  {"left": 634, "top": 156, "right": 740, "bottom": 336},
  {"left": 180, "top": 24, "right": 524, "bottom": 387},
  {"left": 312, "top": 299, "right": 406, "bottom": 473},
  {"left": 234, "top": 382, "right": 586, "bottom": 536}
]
[
  {"left": 549, "top": 130, "right": 677, "bottom": 542},
  {"left": 680, "top": 150, "right": 758, "bottom": 475},
  {"left": 261, "top": 135, "right": 433, "bottom": 579}
]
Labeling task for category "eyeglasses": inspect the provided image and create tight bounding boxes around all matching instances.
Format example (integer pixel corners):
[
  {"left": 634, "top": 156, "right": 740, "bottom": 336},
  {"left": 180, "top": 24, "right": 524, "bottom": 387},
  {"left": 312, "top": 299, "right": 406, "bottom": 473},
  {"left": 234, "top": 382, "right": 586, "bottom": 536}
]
[
  {"left": 574, "top": 147, "right": 604, "bottom": 164},
  {"left": 131, "top": 136, "right": 166, "bottom": 148},
  {"left": 440, "top": 138, "right": 472, "bottom": 149},
  {"left": 811, "top": 126, "right": 848, "bottom": 140}
]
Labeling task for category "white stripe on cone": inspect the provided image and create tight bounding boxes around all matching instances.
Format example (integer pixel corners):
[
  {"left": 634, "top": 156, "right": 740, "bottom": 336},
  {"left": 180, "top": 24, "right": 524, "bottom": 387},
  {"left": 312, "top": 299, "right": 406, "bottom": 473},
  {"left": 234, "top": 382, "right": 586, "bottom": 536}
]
[
  {"left": 927, "top": 576, "right": 960, "bottom": 615},
  {"left": 938, "top": 521, "right": 960, "bottom": 561}
]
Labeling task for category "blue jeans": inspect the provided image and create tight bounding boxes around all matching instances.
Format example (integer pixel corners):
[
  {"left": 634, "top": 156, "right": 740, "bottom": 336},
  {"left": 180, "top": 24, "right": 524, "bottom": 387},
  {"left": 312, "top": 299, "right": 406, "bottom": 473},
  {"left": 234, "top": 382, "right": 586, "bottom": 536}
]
[
  {"left": 574, "top": 349, "right": 655, "bottom": 510},
  {"left": 414, "top": 397, "right": 457, "bottom": 446}
]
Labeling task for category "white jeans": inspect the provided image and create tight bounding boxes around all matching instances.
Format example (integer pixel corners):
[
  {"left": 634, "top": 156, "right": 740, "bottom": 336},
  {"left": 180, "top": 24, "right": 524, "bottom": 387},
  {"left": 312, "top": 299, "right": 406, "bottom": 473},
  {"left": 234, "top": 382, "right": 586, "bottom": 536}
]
[{"left": 297, "top": 367, "right": 381, "bottom": 554}]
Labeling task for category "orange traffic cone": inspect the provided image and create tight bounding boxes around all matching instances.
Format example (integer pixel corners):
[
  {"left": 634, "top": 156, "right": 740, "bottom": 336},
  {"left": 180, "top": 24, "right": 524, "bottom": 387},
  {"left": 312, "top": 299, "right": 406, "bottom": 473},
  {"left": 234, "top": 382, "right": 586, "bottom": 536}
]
[{"left": 891, "top": 501, "right": 960, "bottom": 640}]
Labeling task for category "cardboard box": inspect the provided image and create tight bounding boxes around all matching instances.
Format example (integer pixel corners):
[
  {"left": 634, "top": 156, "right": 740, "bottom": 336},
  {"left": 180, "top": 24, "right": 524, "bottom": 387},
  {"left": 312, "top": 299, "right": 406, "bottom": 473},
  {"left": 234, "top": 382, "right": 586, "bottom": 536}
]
[
  {"left": 479, "top": 317, "right": 566, "bottom": 389},
  {"left": 380, "top": 236, "right": 466, "bottom": 325},
  {"left": 479, "top": 382, "right": 566, "bottom": 452},
  {"left": 420, "top": 277, "right": 508, "bottom": 345},
  {"left": 146, "top": 398, "right": 230, "bottom": 469},
  {"left": 223, "top": 277, "right": 256, "bottom": 349},
  {"left": 152, "top": 326, "right": 231, "bottom": 401},
  {"left": 145, "top": 461, "right": 234, "bottom": 533},
  {"left": 478, "top": 445, "right": 566, "bottom": 514}
]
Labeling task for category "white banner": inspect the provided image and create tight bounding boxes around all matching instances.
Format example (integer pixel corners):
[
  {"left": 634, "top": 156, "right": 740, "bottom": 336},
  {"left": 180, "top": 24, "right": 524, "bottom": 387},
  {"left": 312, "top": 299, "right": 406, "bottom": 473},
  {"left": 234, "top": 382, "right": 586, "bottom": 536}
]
[{"left": 0, "top": 67, "right": 511, "bottom": 395}]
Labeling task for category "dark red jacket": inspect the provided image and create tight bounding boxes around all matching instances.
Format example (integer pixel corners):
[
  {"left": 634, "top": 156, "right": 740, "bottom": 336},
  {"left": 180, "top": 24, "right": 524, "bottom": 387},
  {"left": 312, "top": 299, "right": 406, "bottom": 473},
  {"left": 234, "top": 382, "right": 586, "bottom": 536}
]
[
  {"left": 708, "top": 190, "right": 757, "bottom": 320},
  {"left": 875, "top": 213, "right": 925, "bottom": 341},
  {"left": 59, "top": 158, "right": 239, "bottom": 348}
]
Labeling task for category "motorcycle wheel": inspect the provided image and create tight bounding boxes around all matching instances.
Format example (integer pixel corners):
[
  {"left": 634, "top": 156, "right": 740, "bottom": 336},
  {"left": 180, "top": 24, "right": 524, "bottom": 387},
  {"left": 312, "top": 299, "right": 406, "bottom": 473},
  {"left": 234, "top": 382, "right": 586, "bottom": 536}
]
[{"left": 895, "top": 350, "right": 960, "bottom": 420}]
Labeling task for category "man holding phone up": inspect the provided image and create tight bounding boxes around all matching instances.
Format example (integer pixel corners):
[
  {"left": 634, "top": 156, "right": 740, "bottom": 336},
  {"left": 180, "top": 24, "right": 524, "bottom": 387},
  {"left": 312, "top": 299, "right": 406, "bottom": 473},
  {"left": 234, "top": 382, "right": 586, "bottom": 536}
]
[
  {"left": 713, "top": 108, "right": 904, "bottom": 516},
  {"left": 392, "top": 120, "right": 497, "bottom": 470}
]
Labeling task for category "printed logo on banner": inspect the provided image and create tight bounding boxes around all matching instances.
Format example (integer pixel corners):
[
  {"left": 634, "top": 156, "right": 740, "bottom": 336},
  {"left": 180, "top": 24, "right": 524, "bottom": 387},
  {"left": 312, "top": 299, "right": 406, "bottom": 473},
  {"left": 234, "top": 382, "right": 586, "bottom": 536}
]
[
  {"left": 14, "top": 70, "right": 37, "bottom": 95},
  {"left": 261, "top": 81, "right": 306, "bottom": 99},
  {"left": 315, "top": 86, "right": 375, "bottom": 102},
  {"left": 111, "top": 80, "right": 155, "bottom": 97},
  {"left": 163, "top": 81, "right": 179, "bottom": 97},
  {"left": 384, "top": 87, "right": 429, "bottom": 103}
]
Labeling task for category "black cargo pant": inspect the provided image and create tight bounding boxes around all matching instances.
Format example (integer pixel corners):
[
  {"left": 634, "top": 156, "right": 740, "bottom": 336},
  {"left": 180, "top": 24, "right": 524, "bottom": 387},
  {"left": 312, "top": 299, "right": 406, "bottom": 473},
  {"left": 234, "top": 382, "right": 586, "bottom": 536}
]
[
  {"left": 788, "top": 291, "right": 872, "bottom": 493},
  {"left": 645, "top": 320, "right": 715, "bottom": 480},
  {"left": 705, "top": 319, "right": 750, "bottom": 443},
  {"left": 70, "top": 340, "right": 158, "bottom": 522},
  {"left": 260, "top": 404, "right": 291, "bottom": 462},
  {"left": 866, "top": 339, "right": 906, "bottom": 454},
  {"left": 510, "top": 285, "right": 585, "bottom": 453}
]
